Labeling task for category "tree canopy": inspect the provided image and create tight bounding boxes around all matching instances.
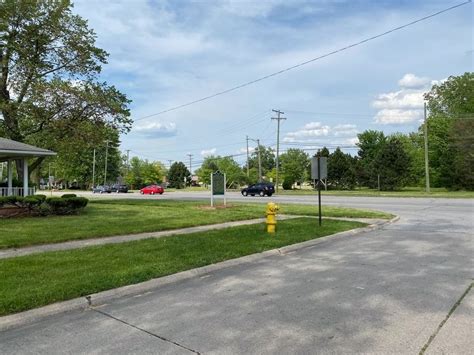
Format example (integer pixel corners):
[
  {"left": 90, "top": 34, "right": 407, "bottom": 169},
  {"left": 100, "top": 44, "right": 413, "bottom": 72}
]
[
  {"left": 0, "top": 0, "right": 131, "bottom": 180},
  {"left": 168, "top": 162, "right": 190, "bottom": 189}
]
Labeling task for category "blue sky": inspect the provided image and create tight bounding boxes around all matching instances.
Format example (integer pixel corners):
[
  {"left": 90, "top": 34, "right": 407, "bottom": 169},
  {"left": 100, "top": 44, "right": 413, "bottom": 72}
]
[{"left": 73, "top": 0, "right": 472, "bottom": 170}]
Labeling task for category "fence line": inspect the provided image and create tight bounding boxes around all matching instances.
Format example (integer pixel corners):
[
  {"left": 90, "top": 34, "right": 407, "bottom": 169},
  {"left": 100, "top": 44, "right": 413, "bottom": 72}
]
[{"left": 0, "top": 187, "right": 36, "bottom": 197}]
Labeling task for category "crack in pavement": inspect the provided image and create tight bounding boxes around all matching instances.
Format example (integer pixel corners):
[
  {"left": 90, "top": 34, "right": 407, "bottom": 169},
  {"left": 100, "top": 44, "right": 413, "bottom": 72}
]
[
  {"left": 419, "top": 282, "right": 473, "bottom": 354},
  {"left": 90, "top": 307, "right": 201, "bottom": 354}
]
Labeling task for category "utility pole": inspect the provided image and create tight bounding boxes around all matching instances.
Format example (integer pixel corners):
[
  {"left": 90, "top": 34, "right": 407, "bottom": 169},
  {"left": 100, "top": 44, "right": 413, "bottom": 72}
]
[
  {"left": 126, "top": 149, "right": 131, "bottom": 174},
  {"left": 104, "top": 140, "right": 109, "bottom": 186},
  {"left": 187, "top": 154, "right": 193, "bottom": 175},
  {"left": 424, "top": 102, "right": 430, "bottom": 193},
  {"left": 92, "top": 148, "right": 96, "bottom": 188},
  {"left": 272, "top": 109, "right": 286, "bottom": 192},
  {"left": 246, "top": 135, "right": 250, "bottom": 177},
  {"left": 256, "top": 139, "right": 262, "bottom": 182},
  {"left": 168, "top": 160, "right": 173, "bottom": 169},
  {"left": 248, "top": 137, "right": 262, "bottom": 182}
]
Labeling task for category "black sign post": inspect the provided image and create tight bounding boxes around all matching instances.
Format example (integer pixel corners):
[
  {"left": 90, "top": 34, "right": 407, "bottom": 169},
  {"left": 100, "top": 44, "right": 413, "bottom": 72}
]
[
  {"left": 317, "top": 157, "right": 322, "bottom": 226},
  {"left": 311, "top": 156, "right": 327, "bottom": 227}
]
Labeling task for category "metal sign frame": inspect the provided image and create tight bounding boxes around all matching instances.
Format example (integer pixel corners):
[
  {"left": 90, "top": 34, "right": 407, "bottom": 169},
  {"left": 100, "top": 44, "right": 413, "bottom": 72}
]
[{"left": 311, "top": 156, "right": 327, "bottom": 180}]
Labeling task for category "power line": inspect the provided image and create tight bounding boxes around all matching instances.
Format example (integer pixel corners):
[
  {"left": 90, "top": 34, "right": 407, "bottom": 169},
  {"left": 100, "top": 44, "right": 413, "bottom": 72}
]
[{"left": 134, "top": 1, "right": 470, "bottom": 120}]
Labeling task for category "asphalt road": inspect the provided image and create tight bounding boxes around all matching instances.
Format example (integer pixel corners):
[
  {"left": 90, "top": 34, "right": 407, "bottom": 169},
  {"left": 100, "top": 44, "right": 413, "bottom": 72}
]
[{"left": 1, "top": 194, "right": 473, "bottom": 354}]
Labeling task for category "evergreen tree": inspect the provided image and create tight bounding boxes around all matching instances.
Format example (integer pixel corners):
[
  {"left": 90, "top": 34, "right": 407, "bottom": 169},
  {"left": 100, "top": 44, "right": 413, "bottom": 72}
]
[
  {"left": 168, "top": 162, "right": 190, "bottom": 189},
  {"left": 374, "top": 137, "right": 411, "bottom": 190},
  {"left": 328, "top": 148, "right": 356, "bottom": 189}
]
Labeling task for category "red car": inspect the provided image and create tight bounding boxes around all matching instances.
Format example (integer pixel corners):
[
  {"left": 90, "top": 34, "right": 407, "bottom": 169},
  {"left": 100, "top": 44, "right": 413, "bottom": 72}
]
[{"left": 140, "top": 184, "right": 164, "bottom": 195}]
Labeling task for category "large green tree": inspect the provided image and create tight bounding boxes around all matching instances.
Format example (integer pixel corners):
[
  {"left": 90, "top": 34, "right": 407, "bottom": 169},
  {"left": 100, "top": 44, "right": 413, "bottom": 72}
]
[
  {"left": 196, "top": 155, "right": 245, "bottom": 188},
  {"left": 424, "top": 72, "right": 473, "bottom": 190},
  {"left": 0, "top": 0, "right": 131, "bottom": 180},
  {"left": 327, "top": 147, "right": 356, "bottom": 190},
  {"left": 279, "top": 148, "right": 309, "bottom": 187},
  {"left": 374, "top": 137, "right": 411, "bottom": 190},
  {"left": 125, "top": 157, "right": 166, "bottom": 189},
  {"left": 357, "top": 130, "right": 386, "bottom": 188},
  {"left": 195, "top": 156, "right": 219, "bottom": 185},
  {"left": 168, "top": 161, "right": 190, "bottom": 189},
  {"left": 247, "top": 145, "right": 275, "bottom": 176}
]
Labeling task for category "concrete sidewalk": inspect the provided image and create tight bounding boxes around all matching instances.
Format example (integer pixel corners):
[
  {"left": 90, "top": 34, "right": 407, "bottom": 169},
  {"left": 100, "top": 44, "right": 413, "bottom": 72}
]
[{"left": 0, "top": 216, "right": 383, "bottom": 260}]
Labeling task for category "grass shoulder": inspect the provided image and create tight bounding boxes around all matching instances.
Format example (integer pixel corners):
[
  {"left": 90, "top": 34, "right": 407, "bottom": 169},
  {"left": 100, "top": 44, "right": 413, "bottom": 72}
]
[
  {"left": 0, "top": 218, "right": 365, "bottom": 316},
  {"left": 277, "top": 187, "right": 474, "bottom": 198},
  {"left": 0, "top": 200, "right": 392, "bottom": 249}
]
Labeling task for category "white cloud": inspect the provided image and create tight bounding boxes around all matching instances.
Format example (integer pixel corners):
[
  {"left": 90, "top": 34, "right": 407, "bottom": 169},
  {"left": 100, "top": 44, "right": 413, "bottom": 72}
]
[
  {"left": 283, "top": 122, "right": 361, "bottom": 143},
  {"left": 332, "top": 124, "right": 358, "bottom": 136},
  {"left": 284, "top": 122, "right": 330, "bottom": 142},
  {"left": 374, "top": 109, "right": 423, "bottom": 124},
  {"left": 372, "top": 73, "right": 435, "bottom": 125},
  {"left": 398, "top": 73, "right": 430, "bottom": 88},
  {"left": 133, "top": 122, "right": 177, "bottom": 138},
  {"left": 344, "top": 137, "right": 359, "bottom": 146},
  {"left": 238, "top": 147, "right": 255, "bottom": 154},
  {"left": 201, "top": 148, "right": 217, "bottom": 156},
  {"left": 372, "top": 89, "right": 424, "bottom": 110}
]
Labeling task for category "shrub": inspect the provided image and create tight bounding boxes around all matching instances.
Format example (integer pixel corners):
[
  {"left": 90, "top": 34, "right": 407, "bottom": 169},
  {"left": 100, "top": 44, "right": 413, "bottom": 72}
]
[
  {"left": 66, "top": 197, "right": 88, "bottom": 209},
  {"left": 45, "top": 197, "right": 88, "bottom": 215},
  {"left": 1, "top": 195, "right": 88, "bottom": 217},
  {"left": 61, "top": 194, "right": 77, "bottom": 199},
  {"left": 282, "top": 179, "right": 293, "bottom": 190},
  {"left": 34, "top": 194, "right": 47, "bottom": 203},
  {"left": 0, "top": 196, "right": 10, "bottom": 207},
  {"left": 23, "top": 196, "right": 43, "bottom": 210}
]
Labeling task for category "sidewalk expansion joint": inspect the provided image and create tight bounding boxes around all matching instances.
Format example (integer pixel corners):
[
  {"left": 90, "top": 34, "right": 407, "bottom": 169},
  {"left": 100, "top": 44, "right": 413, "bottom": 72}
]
[
  {"left": 91, "top": 307, "right": 201, "bottom": 354},
  {"left": 418, "top": 282, "right": 473, "bottom": 355}
]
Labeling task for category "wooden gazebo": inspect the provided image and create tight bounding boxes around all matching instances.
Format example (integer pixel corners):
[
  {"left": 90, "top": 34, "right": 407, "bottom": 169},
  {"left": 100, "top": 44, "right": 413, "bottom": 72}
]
[{"left": 0, "top": 138, "right": 56, "bottom": 196}]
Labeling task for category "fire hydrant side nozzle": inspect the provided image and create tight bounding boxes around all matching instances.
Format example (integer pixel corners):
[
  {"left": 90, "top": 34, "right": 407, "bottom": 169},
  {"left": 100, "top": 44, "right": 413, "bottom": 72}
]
[{"left": 266, "top": 202, "right": 279, "bottom": 233}]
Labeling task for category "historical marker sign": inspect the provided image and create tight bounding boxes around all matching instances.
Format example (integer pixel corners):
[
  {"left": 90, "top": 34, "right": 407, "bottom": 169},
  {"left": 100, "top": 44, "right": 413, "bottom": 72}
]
[
  {"left": 212, "top": 171, "right": 225, "bottom": 195},
  {"left": 211, "top": 171, "right": 226, "bottom": 207}
]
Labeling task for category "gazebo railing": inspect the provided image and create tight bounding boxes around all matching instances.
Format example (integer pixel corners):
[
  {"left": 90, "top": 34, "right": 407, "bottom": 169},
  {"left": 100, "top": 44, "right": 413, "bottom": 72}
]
[{"left": 0, "top": 187, "right": 36, "bottom": 197}]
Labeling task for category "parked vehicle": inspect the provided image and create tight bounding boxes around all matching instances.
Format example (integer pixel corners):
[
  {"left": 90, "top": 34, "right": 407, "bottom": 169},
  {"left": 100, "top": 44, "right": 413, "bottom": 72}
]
[
  {"left": 140, "top": 184, "right": 164, "bottom": 195},
  {"left": 92, "top": 185, "right": 112, "bottom": 194},
  {"left": 241, "top": 182, "right": 275, "bottom": 197},
  {"left": 112, "top": 184, "right": 129, "bottom": 193}
]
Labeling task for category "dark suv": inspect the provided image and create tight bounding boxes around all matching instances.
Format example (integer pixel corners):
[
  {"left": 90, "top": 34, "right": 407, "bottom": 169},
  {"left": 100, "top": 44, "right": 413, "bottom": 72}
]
[
  {"left": 112, "top": 184, "right": 128, "bottom": 193},
  {"left": 241, "top": 182, "right": 275, "bottom": 197}
]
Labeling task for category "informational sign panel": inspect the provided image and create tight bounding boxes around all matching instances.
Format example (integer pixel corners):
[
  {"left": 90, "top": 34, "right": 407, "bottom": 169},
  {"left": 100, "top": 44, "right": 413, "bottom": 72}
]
[
  {"left": 211, "top": 171, "right": 226, "bottom": 207},
  {"left": 212, "top": 171, "right": 225, "bottom": 195},
  {"left": 311, "top": 157, "right": 328, "bottom": 180}
]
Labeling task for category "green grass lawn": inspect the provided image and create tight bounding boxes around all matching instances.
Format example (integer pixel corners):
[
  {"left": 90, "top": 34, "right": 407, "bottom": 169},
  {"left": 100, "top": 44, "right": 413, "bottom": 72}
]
[
  {"left": 0, "top": 200, "right": 391, "bottom": 249},
  {"left": 0, "top": 218, "right": 365, "bottom": 316},
  {"left": 276, "top": 187, "right": 474, "bottom": 198}
]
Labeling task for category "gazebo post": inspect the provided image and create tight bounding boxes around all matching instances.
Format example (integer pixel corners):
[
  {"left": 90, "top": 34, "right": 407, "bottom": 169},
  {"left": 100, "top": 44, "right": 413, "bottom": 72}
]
[
  {"left": 23, "top": 158, "right": 29, "bottom": 196},
  {"left": 7, "top": 159, "right": 13, "bottom": 196}
]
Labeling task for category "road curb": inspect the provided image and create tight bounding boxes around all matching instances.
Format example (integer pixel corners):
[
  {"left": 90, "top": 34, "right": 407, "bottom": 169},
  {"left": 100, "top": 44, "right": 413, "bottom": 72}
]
[{"left": 0, "top": 215, "right": 399, "bottom": 332}]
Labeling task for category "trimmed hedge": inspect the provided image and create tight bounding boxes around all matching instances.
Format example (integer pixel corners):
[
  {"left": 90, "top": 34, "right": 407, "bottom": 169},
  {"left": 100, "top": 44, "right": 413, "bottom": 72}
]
[
  {"left": 61, "top": 194, "right": 77, "bottom": 199},
  {"left": 0, "top": 194, "right": 88, "bottom": 217},
  {"left": 45, "top": 197, "right": 88, "bottom": 215}
]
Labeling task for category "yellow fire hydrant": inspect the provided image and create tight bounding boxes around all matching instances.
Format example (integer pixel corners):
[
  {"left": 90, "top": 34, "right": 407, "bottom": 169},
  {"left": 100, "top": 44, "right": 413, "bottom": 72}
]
[{"left": 266, "top": 202, "right": 279, "bottom": 233}]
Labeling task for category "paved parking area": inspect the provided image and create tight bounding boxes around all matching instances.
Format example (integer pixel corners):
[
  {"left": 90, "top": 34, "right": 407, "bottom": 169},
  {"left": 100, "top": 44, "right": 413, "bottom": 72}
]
[{"left": 1, "top": 196, "right": 472, "bottom": 354}]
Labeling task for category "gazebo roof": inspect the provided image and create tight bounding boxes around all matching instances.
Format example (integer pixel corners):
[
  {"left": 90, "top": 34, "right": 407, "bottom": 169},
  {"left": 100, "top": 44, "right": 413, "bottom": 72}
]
[{"left": 0, "top": 138, "right": 56, "bottom": 160}]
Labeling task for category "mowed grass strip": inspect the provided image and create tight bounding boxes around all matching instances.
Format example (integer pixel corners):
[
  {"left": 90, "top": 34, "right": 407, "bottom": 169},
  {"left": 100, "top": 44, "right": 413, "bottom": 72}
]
[
  {"left": 0, "top": 200, "right": 390, "bottom": 249},
  {"left": 0, "top": 218, "right": 365, "bottom": 316},
  {"left": 277, "top": 187, "right": 474, "bottom": 198}
]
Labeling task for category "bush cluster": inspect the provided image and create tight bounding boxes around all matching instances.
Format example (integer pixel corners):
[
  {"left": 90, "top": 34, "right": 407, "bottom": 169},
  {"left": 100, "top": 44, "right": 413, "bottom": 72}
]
[{"left": 0, "top": 194, "right": 88, "bottom": 217}]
